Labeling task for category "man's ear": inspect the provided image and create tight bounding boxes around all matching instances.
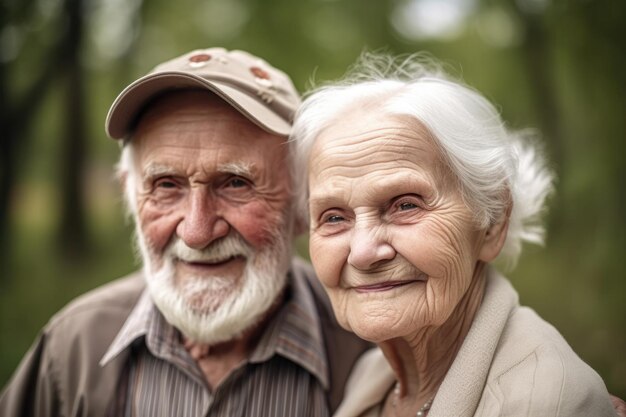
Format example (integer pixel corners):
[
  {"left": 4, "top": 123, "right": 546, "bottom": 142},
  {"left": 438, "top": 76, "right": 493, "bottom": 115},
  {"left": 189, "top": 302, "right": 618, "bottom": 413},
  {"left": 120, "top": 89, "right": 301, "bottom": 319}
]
[
  {"left": 119, "top": 171, "right": 128, "bottom": 192},
  {"left": 118, "top": 171, "right": 131, "bottom": 209},
  {"left": 478, "top": 200, "right": 512, "bottom": 262}
]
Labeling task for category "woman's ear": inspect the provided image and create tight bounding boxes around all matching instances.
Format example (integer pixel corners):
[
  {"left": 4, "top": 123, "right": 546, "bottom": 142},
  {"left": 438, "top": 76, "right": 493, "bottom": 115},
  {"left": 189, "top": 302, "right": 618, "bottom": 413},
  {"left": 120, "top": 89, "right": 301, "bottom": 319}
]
[{"left": 478, "top": 201, "right": 512, "bottom": 262}]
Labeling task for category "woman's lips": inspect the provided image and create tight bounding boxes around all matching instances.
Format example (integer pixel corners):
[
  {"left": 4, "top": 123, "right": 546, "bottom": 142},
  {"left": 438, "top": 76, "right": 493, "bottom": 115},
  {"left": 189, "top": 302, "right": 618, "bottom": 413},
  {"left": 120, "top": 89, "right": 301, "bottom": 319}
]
[{"left": 353, "top": 280, "right": 422, "bottom": 293}]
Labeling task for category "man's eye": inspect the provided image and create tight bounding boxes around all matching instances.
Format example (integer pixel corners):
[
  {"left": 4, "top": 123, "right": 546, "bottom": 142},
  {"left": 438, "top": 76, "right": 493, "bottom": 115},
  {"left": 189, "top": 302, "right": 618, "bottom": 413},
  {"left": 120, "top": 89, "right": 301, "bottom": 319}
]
[
  {"left": 156, "top": 180, "right": 177, "bottom": 189},
  {"left": 228, "top": 177, "right": 248, "bottom": 188}
]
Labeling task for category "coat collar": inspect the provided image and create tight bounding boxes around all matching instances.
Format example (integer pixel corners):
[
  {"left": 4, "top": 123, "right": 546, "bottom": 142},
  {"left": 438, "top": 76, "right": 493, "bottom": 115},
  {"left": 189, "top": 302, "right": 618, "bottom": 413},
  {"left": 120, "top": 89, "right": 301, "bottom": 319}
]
[{"left": 334, "top": 269, "right": 518, "bottom": 417}]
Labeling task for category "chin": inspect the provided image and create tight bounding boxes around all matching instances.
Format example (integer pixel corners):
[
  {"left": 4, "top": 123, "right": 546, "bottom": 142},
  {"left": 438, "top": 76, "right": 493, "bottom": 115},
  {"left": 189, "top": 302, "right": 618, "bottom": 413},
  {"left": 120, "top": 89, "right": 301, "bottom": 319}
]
[
  {"left": 351, "top": 322, "right": 402, "bottom": 344},
  {"left": 136, "top": 226, "right": 293, "bottom": 344},
  {"left": 343, "top": 307, "right": 407, "bottom": 343},
  {"left": 149, "top": 252, "right": 289, "bottom": 344}
]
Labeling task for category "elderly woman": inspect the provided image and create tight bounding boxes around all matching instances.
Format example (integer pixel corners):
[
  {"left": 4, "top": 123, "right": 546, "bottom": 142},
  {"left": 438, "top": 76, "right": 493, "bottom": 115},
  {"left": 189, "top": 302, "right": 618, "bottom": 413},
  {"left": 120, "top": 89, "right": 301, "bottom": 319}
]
[{"left": 291, "top": 54, "right": 616, "bottom": 417}]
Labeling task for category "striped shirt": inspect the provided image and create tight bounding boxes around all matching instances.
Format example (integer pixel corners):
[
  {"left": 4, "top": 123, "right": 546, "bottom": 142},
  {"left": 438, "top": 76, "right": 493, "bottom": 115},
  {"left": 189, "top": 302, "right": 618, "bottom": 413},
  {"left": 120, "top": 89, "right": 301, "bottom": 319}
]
[{"left": 100, "top": 271, "right": 330, "bottom": 417}]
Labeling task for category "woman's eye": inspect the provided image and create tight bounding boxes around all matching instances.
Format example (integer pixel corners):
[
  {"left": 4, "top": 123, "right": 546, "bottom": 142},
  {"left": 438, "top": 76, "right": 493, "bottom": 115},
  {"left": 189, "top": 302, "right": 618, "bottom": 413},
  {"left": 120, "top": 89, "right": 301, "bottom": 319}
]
[
  {"left": 326, "top": 214, "right": 344, "bottom": 223},
  {"left": 391, "top": 195, "right": 423, "bottom": 214},
  {"left": 398, "top": 201, "right": 418, "bottom": 211}
]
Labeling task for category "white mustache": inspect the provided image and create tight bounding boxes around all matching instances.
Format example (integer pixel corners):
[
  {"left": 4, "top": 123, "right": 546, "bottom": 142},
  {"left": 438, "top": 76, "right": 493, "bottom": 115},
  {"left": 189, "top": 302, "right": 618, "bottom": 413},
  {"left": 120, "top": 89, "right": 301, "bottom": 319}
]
[{"left": 166, "top": 234, "right": 253, "bottom": 263}]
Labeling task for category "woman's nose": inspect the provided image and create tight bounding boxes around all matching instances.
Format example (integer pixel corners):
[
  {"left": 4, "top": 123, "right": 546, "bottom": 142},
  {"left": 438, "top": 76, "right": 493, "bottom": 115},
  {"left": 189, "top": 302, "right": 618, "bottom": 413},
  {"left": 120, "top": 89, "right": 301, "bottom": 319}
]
[
  {"left": 177, "top": 190, "right": 230, "bottom": 249},
  {"left": 347, "top": 226, "right": 396, "bottom": 270}
]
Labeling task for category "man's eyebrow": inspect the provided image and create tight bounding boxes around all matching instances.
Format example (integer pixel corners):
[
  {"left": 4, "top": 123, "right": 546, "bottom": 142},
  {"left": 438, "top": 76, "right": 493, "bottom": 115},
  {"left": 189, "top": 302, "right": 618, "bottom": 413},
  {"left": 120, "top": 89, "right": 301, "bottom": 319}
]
[
  {"left": 143, "top": 163, "right": 177, "bottom": 179},
  {"left": 217, "top": 162, "right": 254, "bottom": 177}
]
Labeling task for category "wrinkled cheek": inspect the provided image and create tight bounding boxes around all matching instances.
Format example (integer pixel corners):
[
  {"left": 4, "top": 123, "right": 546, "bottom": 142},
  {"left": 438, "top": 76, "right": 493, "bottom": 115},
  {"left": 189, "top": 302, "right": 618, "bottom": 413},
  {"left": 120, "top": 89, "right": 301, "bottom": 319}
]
[
  {"left": 424, "top": 283, "right": 452, "bottom": 325},
  {"left": 428, "top": 268, "right": 472, "bottom": 326},
  {"left": 309, "top": 236, "right": 346, "bottom": 289},
  {"left": 327, "top": 291, "right": 352, "bottom": 331},
  {"left": 138, "top": 205, "right": 179, "bottom": 256},
  {"left": 409, "top": 293, "right": 436, "bottom": 325},
  {"left": 226, "top": 202, "right": 288, "bottom": 249},
  {"left": 421, "top": 230, "right": 473, "bottom": 282},
  {"left": 440, "top": 245, "right": 477, "bottom": 301}
]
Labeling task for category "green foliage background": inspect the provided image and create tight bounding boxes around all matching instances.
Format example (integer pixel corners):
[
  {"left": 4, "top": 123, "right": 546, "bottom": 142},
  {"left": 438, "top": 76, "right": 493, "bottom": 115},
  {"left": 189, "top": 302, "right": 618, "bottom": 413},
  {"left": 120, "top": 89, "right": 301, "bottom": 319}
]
[{"left": 1, "top": 0, "right": 624, "bottom": 398}]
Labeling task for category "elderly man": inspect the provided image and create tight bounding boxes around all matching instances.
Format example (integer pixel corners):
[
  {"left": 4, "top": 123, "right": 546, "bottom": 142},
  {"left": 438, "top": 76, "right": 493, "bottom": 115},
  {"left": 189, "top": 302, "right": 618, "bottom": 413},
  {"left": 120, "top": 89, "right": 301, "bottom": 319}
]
[{"left": 0, "top": 48, "right": 370, "bottom": 417}]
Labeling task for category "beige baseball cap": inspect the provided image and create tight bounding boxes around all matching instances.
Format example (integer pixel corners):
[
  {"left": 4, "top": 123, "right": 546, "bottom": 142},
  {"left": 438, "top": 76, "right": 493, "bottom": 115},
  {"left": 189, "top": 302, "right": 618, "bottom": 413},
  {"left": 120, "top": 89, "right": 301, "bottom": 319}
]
[{"left": 105, "top": 48, "right": 301, "bottom": 140}]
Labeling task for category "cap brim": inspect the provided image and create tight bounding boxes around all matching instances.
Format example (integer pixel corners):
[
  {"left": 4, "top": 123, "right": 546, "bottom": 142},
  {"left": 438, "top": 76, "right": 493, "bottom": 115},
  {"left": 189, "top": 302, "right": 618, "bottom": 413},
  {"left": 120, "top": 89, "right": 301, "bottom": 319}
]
[{"left": 105, "top": 72, "right": 292, "bottom": 139}]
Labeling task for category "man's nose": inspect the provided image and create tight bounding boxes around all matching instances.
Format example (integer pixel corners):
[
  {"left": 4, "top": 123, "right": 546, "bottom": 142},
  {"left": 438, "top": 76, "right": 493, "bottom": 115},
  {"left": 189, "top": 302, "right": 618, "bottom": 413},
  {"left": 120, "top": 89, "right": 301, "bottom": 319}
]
[
  {"left": 347, "top": 225, "right": 396, "bottom": 270},
  {"left": 177, "top": 189, "right": 229, "bottom": 249}
]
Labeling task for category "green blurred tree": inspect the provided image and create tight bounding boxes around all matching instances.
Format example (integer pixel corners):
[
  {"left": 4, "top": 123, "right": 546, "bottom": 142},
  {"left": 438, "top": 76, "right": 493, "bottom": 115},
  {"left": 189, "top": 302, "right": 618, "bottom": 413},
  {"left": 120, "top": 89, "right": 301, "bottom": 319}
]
[
  {"left": 0, "top": 0, "right": 97, "bottom": 263},
  {"left": 0, "top": 0, "right": 63, "bottom": 268}
]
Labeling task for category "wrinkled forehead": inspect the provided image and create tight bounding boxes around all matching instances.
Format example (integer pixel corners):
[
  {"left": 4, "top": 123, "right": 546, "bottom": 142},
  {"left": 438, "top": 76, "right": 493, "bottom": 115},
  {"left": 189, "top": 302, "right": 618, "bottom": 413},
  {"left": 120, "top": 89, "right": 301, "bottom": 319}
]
[
  {"left": 124, "top": 91, "right": 291, "bottom": 183},
  {"left": 129, "top": 90, "right": 289, "bottom": 156},
  {"left": 310, "top": 111, "right": 445, "bottom": 169},
  {"left": 306, "top": 110, "right": 460, "bottom": 205},
  {"left": 131, "top": 90, "right": 250, "bottom": 142}
]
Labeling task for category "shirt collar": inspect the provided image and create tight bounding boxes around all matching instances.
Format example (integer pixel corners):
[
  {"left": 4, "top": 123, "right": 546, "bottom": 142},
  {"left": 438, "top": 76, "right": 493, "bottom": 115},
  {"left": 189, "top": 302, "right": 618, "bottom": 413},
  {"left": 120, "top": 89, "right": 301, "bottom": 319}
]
[
  {"left": 250, "top": 267, "right": 329, "bottom": 389},
  {"left": 100, "top": 289, "right": 156, "bottom": 366},
  {"left": 100, "top": 262, "right": 329, "bottom": 389}
]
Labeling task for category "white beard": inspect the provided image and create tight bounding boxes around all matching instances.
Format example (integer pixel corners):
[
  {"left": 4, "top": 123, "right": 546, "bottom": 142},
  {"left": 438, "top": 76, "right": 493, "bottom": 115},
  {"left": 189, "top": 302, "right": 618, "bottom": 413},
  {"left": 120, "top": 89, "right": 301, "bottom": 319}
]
[{"left": 136, "top": 226, "right": 292, "bottom": 345}]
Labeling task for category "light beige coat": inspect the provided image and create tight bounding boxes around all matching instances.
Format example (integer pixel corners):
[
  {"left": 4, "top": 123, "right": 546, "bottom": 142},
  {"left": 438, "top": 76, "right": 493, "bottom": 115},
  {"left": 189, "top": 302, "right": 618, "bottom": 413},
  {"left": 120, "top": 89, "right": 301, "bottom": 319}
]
[{"left": 334, "top": 270, "right": 616, "bottom": 417}]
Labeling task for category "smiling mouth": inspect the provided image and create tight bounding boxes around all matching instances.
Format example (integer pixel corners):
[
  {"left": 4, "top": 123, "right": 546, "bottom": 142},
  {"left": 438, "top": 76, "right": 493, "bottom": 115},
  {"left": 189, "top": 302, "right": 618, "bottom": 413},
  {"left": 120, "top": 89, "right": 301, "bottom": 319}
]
[
  {"left": 178, "top": 255, "right": 243, "bottom": 268},
  {"left": 353, "top": 280, "right": 424, "bottom": 293}
]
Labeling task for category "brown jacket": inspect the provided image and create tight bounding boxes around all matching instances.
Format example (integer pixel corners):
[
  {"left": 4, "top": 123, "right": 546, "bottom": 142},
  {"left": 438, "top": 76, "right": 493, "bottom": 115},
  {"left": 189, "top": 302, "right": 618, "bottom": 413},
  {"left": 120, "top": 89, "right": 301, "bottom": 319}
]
[{"left": 0, "top": 258, "right": 371, "bottom": 417}]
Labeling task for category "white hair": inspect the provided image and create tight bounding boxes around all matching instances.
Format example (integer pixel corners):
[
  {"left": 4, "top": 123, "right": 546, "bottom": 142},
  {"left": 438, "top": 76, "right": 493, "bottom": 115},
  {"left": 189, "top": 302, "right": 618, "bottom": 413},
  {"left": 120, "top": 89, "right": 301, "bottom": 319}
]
[
  {"left": 117, "top": 144, "right": 137, "bottom": 218},
  {"left": 291, "top": 52, "right": 554, "bottom": 269}
]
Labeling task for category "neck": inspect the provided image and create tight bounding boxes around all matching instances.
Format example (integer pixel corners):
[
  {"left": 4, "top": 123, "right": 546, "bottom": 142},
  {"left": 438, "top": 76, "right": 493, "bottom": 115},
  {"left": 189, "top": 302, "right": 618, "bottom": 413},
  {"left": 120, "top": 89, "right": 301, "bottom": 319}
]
[
  {"left": 380, "top": 263, "right": 489, "bottom": 415},
  {"left": 182, "top": 328, "right": 256, "bottom": 391},
  {"left": 183, "top": 289, "right": 286, "bottom": 391}
]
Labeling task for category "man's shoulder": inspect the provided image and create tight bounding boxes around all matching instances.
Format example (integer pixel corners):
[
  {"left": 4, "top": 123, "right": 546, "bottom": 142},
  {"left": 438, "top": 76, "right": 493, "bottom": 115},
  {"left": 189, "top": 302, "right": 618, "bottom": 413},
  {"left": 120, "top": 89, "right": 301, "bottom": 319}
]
[
  {"left": 46, "top": 271, "right": 145, "bottom": 333},
  {"left": 290, "top": 257, "right": 334, "bottom": 319},
  {"left": 1, "top": 273, "right": 146, "bottom": 417}
]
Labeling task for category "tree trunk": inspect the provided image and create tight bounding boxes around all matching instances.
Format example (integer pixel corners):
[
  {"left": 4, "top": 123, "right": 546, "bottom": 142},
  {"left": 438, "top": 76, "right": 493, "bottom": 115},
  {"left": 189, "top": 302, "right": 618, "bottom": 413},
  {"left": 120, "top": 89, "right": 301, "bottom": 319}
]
[
  {"left": 0, "top": 62, "right": 15, "bottom": 275},
  {"left": 57, "top": 0, "right": 90, "bottom": 258}
]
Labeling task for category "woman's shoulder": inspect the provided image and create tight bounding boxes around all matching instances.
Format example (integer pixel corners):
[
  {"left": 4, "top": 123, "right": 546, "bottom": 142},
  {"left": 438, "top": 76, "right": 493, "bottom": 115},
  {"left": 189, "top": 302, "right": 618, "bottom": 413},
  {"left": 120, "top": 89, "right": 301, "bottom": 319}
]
[
  {"left": 333, "top": 348, "right": 395, "bottom": 417},
  {"left": 481, "top": 304, "right": 615, "bottom": 416},
  {"left": 493, "top": 304, "right": 597, "bottom": 378}
]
